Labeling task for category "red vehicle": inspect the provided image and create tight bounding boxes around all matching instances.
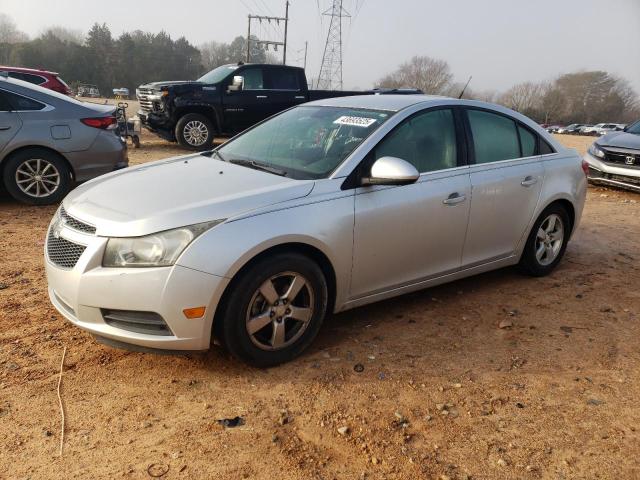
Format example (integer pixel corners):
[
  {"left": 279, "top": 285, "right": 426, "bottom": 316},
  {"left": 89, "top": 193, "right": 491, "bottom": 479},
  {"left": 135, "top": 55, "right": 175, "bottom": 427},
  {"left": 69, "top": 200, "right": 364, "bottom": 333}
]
[{"left": 0, "top": 66, "right": 72, "bottom": 96}]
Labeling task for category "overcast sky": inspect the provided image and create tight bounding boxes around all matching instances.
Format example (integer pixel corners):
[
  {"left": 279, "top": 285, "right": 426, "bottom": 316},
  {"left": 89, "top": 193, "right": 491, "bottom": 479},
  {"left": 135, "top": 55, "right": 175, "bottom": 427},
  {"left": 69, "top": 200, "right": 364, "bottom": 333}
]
[{"left": 1, "top": 0, "right": 638, "bottom": 93}]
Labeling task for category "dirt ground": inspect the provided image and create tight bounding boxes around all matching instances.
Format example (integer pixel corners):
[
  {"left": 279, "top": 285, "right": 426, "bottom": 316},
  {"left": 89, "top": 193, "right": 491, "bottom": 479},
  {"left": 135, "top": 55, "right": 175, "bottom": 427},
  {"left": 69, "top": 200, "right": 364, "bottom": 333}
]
[{"left": 1, "top": 132, "right": 639, "bottom": 479}]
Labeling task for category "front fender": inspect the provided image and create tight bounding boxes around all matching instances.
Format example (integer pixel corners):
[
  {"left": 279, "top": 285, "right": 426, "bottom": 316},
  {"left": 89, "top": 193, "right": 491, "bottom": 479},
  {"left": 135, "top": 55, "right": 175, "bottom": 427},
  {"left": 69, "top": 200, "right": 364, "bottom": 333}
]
[{"left": 176, "top": 192, "right": 355, "bottom": 312}]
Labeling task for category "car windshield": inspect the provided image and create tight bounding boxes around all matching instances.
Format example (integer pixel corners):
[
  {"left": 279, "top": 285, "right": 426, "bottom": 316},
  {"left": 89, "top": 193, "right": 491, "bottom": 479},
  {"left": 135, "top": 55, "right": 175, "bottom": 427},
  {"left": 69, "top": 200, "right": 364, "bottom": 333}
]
[
  {"left": 197, "top": 65, "right": 239, "bottom": 84},
  {"left": 626, "top": 121, "right": 640, "bottom": 134},
  {"left": 215, "top": 105, "right": 391, "bottom": 179}
]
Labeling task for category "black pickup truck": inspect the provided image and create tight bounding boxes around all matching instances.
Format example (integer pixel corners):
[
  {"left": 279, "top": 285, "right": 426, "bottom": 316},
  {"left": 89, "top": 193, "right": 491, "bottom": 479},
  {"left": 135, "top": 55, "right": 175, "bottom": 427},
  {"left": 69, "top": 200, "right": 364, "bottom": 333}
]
[{"left": 136, "top": 63, "right": 420, "bottom": 149}]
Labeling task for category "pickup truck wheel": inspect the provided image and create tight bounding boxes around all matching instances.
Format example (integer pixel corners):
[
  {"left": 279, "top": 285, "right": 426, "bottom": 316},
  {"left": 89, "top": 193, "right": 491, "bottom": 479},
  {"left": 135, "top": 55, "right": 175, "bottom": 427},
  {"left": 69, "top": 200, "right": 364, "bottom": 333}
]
[
  {"left": 2, "top": 149, "right": 72, "bottom": 205},
  {"left": 176, "top": 114, "right": 215, "bottom": 150}
]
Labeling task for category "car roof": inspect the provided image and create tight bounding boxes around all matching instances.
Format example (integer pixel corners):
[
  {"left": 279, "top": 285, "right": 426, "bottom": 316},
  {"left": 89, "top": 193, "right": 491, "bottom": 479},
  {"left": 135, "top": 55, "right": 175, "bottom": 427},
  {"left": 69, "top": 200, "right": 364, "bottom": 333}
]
[
  {"left": 0, "top": 65, "right": 58, "bottom": 76},
  {"left": 305, "top": 94, "right": 450, "bottom": 112}
]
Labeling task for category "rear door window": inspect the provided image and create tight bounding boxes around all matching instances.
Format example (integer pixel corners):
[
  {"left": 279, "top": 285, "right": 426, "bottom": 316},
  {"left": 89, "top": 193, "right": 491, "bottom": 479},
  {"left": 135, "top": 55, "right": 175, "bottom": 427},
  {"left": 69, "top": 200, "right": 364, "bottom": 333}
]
[
  {"left": 518, "top": 125, "right": 536, "bottom": 157},
  {"left": 3, "top": 90, "right": 46, "bottom": 111},
  {"left": 268, "top": 68, "right": 301, "bottom": 90},
  {"left": 467, "top": 109, "right": 520, "bottom": 164},
  {"left": 0, "top": 91, "right": 12, "bottom": 111}
]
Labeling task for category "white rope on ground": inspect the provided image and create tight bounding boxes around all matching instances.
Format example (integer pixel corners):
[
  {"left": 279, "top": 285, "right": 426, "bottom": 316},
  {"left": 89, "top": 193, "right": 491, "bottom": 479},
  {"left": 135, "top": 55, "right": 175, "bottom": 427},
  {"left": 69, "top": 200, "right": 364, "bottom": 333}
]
[{"left": 57, "top": 346, "right": 67, "bottom": 457}]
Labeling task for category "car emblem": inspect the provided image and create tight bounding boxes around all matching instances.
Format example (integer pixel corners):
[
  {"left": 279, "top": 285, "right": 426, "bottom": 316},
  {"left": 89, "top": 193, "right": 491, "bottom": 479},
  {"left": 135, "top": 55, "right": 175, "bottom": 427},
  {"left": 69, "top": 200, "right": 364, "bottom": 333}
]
[{"left": 626, "top": 156, "right": 635, "bottom": 165}]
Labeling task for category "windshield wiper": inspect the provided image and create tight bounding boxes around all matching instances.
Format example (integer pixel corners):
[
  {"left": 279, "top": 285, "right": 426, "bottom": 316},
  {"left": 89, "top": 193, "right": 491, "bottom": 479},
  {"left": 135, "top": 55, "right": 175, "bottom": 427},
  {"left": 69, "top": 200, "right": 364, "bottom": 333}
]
[{"left": 229, "top": 159, "right": 288, "bottom": 177}]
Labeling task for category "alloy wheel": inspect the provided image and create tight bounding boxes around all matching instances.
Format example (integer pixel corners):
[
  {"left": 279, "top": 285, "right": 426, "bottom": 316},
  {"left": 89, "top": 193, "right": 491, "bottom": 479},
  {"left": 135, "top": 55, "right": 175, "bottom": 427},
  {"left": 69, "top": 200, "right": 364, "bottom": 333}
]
[
  {"left": 183, "top": 120, "right": 209, "bottom": 146},
  {"left": 535, "top": 213, "right": 564, "bottom": 266},
  {"left": 245, "top": 271, "right": 314, "bottom": 351},
  {"left": 15, "top": 158, "right": 61, "bottom": 198}
]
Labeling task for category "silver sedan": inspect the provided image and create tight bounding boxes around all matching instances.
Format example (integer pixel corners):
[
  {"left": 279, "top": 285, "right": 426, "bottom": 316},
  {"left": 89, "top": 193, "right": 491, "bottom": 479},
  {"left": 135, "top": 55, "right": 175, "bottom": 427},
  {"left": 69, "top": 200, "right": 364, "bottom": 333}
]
[
  {"left": 45, "top": 95, "right": 586, "bottom": 366},
  {"left": 0, "top": 75, "right": 127, "bottom": 205}
]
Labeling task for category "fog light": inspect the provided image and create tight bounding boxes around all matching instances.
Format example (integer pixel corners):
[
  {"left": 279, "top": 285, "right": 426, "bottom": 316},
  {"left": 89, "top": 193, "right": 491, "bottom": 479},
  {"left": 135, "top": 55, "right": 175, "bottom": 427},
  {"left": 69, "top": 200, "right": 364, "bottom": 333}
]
[{"left": 183, "top": 306, "right": 206, "bottom": 319}]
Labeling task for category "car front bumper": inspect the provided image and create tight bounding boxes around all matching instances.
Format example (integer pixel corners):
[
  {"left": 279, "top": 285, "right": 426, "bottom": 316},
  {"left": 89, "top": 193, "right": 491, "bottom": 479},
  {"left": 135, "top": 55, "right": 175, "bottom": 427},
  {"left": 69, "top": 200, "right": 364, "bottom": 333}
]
[
  {"left": 45, "top": 220, "right": 229, "bottom": 351},
  {"left": 583, "top": 152, "right": 640, "bottom": 193}
]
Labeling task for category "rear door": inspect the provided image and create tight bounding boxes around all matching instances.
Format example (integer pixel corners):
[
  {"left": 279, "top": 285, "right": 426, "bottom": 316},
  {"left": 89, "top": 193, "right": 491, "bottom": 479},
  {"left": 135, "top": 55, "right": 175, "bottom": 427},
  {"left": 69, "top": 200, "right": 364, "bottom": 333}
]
[
  {"left": 264, "top": 67, "right": 308, "bottom": 114},
  {"left": 461, "top": 108, "right": 544, "bottom": 267},
  {"left": 0, "top": 90, "right": 23, "bottom": 155}
]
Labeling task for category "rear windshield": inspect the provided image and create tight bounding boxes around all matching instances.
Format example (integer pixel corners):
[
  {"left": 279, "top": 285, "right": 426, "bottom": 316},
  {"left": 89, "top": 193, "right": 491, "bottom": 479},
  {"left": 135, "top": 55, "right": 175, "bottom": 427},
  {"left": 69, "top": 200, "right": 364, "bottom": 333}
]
[{"left": 217, "top": 105, "right": 391, "bottom": 179}]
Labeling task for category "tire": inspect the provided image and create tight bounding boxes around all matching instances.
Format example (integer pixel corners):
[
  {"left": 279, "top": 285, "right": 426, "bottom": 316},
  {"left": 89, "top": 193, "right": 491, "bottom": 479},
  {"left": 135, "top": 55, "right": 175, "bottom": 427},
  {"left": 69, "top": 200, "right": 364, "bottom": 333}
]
[
  {"left": 175, "top": 113, "right": 214, "bottom": 150},
  {"left": 518, "top": 203, "right": 571, "bottom": 277},
  {"left": 217, "top": 253, "right": 329, "bottom": 368},
  {"left": 2, "top": 148, "right": 72, "bottom": 205}
]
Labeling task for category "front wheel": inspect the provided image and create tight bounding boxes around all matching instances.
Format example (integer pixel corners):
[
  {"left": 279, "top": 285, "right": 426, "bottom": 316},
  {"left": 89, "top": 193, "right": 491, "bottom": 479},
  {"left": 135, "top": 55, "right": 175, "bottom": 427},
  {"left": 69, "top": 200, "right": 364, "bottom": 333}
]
[
  {"left": 217, "top": 253, "right": 329, "bottom": 367},
  {"left": 518, "top": 204, "right": 570, "bottom": 277},
  {"left": 175, "top": 113, "right": 214, "bottom": 150}
]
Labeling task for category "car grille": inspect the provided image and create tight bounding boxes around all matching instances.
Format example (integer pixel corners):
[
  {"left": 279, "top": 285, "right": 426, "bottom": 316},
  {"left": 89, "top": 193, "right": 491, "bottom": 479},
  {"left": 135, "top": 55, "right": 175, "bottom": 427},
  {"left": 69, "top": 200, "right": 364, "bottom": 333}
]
[
  {"left": 102, "top": 309, "right": 172, "bottom": 336},
  {"left": 137, "top": 88, "right": 155, "bottom": 113},
  {"left": 602, "top": 149, "right": 640, "bottom": 168},
  {"left": 47, "top": 231, "right": 87, "bottom": 269},
  {"left": 60, "top": 206, "right": 96, "bottom": 234}
]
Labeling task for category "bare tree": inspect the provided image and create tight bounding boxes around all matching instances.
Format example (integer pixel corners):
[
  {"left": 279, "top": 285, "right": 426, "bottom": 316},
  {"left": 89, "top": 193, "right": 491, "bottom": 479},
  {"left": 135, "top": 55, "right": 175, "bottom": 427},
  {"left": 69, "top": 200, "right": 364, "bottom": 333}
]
[
  {"left": 498, "top": 81, "right": 546, "bottom": 116},
  {"left": 0, "top": 13, "right": 29, "bottom": 44},
  {"left": 377, "top": 55, "right": 453, "bottom": 95}
]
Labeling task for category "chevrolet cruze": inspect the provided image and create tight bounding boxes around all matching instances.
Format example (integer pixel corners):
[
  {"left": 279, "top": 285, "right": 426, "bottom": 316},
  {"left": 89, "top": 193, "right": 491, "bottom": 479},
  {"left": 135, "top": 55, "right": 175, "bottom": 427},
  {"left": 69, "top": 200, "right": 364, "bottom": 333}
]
[{"left": 45, "top": 95, "right": 586, "bottom": 367}]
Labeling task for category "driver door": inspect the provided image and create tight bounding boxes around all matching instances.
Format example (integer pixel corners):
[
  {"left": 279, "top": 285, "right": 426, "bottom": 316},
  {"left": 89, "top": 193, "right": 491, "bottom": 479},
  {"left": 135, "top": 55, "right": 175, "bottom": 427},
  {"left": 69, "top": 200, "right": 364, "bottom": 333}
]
[
  {"left": 350, "top": 108, "right": 471, "bottom": 299},
  {"left": 223, "top": 66, "right": 270, "bottom": 133}
]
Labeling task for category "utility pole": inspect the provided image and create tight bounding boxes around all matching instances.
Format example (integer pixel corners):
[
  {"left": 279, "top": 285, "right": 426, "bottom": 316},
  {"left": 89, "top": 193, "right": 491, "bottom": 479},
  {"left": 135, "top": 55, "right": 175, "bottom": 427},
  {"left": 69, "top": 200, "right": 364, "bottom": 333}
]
[
  {"left": 283, "top": 1, "right": 289, "bottom": 65},
  {"left": 245, "top": 2, "right": 290, "bottom": 64},
  {"left": 303, "top": 41, "right": 308, "bottom": 70},
  {"left": 316, "top": 0, "right": 350, "bottom": 90}
]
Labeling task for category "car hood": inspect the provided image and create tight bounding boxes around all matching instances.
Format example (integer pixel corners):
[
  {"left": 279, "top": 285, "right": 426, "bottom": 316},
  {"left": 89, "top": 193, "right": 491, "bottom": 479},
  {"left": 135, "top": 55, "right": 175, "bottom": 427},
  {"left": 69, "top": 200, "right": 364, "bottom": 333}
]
[
  {"left": 63, "top": 154, "right": 314, "bottom": 237},
  {"left": 599, "top": 132, "right": 640, "bottom": 150},
  {"left": 140, "top": 81, "right": 202, "bottom": 90}
]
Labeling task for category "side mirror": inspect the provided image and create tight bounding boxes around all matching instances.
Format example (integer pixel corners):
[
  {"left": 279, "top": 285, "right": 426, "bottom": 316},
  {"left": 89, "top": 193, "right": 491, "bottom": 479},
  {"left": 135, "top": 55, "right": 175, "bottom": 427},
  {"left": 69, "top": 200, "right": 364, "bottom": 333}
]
[
  {"left": 361, "top": 156, "right": 420, "bottom": 186},
  {"left": 227, "top": 75, "right": 244, "bottom": 92}
]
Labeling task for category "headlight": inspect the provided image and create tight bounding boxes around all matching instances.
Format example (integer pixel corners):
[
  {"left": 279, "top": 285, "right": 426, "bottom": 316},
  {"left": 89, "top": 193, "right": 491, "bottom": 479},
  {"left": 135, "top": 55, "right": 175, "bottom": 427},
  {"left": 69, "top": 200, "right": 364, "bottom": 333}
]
[
  {"left": 102, "top": 220, "right": 224, "bottom": 268},
  {"left": 588, "top": 143, "right": 605, "bottom": 159}
]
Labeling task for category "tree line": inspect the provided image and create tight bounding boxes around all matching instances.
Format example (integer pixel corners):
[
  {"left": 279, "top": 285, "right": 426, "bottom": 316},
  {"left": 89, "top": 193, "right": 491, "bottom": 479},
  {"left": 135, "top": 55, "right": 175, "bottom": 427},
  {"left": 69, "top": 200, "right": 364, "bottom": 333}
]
[
  {"left": 0, "top": 14, "right": 275, "bottom": 96},
  {"left": 378, "top": 55, "right": 640, "bottom": 125}
]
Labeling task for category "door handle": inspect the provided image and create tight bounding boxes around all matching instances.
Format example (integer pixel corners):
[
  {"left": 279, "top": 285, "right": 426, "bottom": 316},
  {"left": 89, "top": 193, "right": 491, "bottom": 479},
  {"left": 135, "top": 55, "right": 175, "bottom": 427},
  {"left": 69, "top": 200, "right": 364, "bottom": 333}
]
[
  {"left": 521, "top": 176, "right": 538, "bottom": 187},
  {"left": 256, "top": 95, "right": 268, "bottom": 99},
  {"left": 0, "top": 126, "right": 11, "bottom": 131},
  {"left": 294, "top": 96, "right": 305, "bottom": 99},
  {"left": 443, "top": 192, "right": 466, "bottom": 205}
]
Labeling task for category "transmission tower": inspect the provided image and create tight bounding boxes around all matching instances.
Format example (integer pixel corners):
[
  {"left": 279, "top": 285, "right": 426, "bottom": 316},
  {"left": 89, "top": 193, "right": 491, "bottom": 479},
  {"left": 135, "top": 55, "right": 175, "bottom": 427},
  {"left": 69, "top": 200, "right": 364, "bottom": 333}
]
[{"left": 316, "top": 0, "right": 350, "bottom": 90}]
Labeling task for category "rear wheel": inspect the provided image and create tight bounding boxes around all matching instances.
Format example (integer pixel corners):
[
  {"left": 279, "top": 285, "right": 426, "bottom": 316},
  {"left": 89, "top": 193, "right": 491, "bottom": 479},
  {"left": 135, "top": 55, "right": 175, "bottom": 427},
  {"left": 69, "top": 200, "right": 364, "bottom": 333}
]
[
  {"left": 175, "top": 113, "right": 214, "bottom": 150},
  {"left": 518, "top": 204, "right": 570, "bottom": 277},
  {"left": 2, "top": 149, "right": 71, "bottom": 205},
  {"left": 217, "top": 253, "right": 328, "bottom": 367}
]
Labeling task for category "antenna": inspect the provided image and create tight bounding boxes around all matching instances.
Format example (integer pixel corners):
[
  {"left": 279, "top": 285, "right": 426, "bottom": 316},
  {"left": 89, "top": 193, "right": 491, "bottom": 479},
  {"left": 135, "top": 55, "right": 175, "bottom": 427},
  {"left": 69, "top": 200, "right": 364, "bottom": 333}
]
[
  {"left": 316, "top": 0, "right": 350, "bottom": 90},
  {"left": 458, "top": 76, "right": 472, "bottom": 99}
]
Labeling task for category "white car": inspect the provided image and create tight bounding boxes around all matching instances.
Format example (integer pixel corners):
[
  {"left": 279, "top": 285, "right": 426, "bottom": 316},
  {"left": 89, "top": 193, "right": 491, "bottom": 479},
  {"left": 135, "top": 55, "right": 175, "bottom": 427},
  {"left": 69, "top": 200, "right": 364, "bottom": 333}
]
[{"left": 45, "top": 95, "right": 587, "bottom": 366}]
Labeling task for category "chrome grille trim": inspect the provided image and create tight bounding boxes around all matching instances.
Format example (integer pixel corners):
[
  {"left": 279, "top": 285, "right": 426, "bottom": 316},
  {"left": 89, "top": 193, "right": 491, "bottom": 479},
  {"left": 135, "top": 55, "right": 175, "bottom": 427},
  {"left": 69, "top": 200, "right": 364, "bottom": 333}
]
[
  {"left": 60, "top": 206, "right": 96, "bottom": 235},
  {"left": 46, "top": 230, "right": 87, "bottom": 269}
]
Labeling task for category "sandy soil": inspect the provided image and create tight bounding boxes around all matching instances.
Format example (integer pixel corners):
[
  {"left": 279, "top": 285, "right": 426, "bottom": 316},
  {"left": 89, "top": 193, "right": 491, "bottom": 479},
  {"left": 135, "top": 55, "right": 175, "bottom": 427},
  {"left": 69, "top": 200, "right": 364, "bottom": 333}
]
[{"left": 1, "top": 132, "right": 639, "bottom": 479}]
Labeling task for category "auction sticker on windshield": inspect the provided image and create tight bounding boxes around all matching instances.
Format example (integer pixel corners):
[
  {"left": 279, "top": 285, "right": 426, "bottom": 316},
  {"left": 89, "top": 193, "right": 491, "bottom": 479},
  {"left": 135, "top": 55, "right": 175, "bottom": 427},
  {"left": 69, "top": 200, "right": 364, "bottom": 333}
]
[{"left": 333, "top": 116, "right": 378, "bottom": 128}]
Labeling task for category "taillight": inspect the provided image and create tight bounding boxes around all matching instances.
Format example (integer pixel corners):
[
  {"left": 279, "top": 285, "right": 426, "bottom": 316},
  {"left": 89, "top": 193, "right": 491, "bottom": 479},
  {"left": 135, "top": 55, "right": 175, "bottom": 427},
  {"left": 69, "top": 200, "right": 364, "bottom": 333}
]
[
  {"left": 581, "top": 159, "right": 590, "bottom": 177},
  {"left": 81, "top": 116, "right": 117, "bottom": 130}
]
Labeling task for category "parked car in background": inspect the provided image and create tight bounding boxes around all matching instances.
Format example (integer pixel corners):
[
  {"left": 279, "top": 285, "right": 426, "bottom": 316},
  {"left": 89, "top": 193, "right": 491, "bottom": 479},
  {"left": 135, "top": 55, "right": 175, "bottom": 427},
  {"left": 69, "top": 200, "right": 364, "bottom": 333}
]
[
  {"left": 547, "top": 125, "right": 562, "bottom": 133},
  {"left": 578, "top": 125, "right": 594, "bottom": 134},
  {"left": 77, "top": 84, "right": 101, "bottom": 98},
  {"left": 557, "top": 124, "right": 584, "bottom": 134},
  {"left": 46, "top": 95, "right": 586, "bottom": 366},
  {"left": 584, "top": 120, "right": 640, "bottom": 192},
  {"left": 0, "top": 75, "right": 127, "bottom": 205},
  {"left": 593, "top": 123, "right": 622, "bottom": 136},
  {"left": 0, "top": 66, "right": 72, "bottom": 96},
  {"left": 137, "top": 62, "right": 420, "bottom": 149}
]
